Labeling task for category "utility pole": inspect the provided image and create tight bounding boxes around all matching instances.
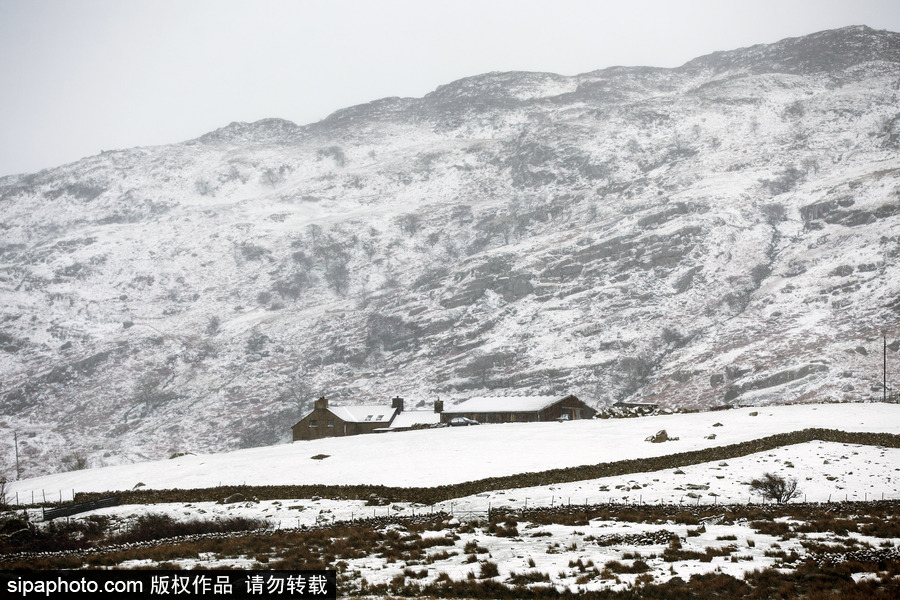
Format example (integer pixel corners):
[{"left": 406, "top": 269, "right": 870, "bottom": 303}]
[
  {"left": 885, "top": 331, "right": 889, "bottom": 403},
  {"left": 14, "top": 431, "right": 21, "bottom": 480}
]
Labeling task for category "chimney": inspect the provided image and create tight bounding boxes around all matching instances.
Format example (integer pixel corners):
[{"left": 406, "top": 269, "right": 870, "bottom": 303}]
[
  {"left": 391, "top": 396, "right": 404, "bottom": 412},
  {"left": 434, "top": 400, "right": 444, "bottom": 413},
  {"left": 314, "top": 396, "right": 328, "bottom": 410}
]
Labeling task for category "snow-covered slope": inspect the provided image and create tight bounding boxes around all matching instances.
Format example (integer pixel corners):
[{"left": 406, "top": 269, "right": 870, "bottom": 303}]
[
  {"left": 8, "top": 403, "right": 899, "bottom": 499},
  {"left": 1, "top": 26, "right": 899, "bottom": 476}
]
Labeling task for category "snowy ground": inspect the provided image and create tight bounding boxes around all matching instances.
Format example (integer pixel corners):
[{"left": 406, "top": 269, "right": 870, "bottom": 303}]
[
  {"left": 8, "top": 403, "right": 900, "bottom": 503},
  {"left": 15, "top": 438, "right": 898, "bottom": 593},
  {"left": 49, "top": 439, "right": 900, "bottom": 529},
  {"left": 5, "top": 403, "right": 900, "bottom": 592}
]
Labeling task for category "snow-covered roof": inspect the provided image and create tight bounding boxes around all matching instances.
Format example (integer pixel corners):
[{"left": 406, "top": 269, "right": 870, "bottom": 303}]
[
  {"left": 327, "top": 405, "right": 397, "bottom": 424},
  {"left": 443, "top": 395, "right": 574, "bottom": 414},
  {"left": 389, "top": 411, "right": 441, "bottom": 429}
]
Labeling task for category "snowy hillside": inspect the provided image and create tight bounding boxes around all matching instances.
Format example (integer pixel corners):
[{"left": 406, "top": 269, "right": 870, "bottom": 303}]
[
  {"left": 8, "top": 403, "right": 900, "bottom": 500},
  {"left": 1, "top": 26, "right": 900, "bottom": 476}
]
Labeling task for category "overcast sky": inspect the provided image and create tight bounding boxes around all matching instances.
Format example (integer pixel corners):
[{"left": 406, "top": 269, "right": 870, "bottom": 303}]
[{"left": 1, "top": 0, "right": 899, "bottom": 178}]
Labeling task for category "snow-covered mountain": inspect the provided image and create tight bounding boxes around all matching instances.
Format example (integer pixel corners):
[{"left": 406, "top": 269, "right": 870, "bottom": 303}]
[{"left": 1, "top": 25, "right": 899, "bottom": 476}]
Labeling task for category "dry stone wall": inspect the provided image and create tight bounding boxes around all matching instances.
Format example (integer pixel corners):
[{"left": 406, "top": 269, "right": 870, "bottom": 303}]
[{"left": 70, "top": 428, "right": 900, "bottom": 507}]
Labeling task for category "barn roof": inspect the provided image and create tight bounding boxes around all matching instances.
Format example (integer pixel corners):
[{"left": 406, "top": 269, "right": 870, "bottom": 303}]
[
  {"left": 442, "top": 395, "right": 576, "bottom": 414},
  {"left": 327, "top": 405, "right": 397, "bottom": 424}
]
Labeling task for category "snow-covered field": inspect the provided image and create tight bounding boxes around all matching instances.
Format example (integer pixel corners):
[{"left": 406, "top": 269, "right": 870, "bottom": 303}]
[
  {"left": 60, "top": 438, "right": 900, "bottom": 529},
  {"left": 5, "top": 403, "right": 900, "bottom": 593},
  {"left": 9, "top": 403, "right": 900, "bottom": 502}
]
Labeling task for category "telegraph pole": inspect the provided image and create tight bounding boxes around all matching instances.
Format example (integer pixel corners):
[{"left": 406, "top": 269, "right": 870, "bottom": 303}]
[
  {"left": 14, "top": 431, "right": 21, "bottom": 480},
  {"left": 886, "top": 332, "right": 889, "bottom": 403}
]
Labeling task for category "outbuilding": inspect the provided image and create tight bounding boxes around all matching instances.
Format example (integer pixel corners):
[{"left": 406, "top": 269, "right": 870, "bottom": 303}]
[{"left": 439, "top": 394, "right": 594, "bottom": 424}]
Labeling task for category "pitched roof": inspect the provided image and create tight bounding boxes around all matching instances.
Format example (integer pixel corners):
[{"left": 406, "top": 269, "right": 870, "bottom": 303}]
[
  {"left": 442, "top": 395, "right": 574, "bottom": 414},
  {"left": 389, "top": 411, "right": 441, "bottom": 429},
  {"left": 327, "top": 405, "right": 397, "bottom": 424}
]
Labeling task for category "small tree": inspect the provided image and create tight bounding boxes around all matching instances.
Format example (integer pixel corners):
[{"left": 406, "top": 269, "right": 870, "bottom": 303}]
[{"left": 749, "top": 473, "right": 800, "bottom": 503}]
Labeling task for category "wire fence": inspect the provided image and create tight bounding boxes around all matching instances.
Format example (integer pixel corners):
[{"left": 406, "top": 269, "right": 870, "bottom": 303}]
[{"left": 262, "top": 491, "right": 900, "bottom": 530}]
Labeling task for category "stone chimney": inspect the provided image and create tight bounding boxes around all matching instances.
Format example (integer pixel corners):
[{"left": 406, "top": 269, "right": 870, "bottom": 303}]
[
  {"left": 314, "top": 396, "right": 328, "bottom": 410},
  {"left": 391, "top": 396, "right": 404, "bottom": 412},
  {"left": 434, "top": 399, "right": 444, "bottom": 413}
]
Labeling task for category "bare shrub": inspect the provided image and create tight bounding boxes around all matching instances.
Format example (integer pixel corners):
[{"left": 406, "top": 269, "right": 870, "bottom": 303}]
[
  {"left": 60, "top": 452, "right": 89, "bottom": 472},
  {"left": 478, "top": 560, "right": 500, "bottom": 578},
  {"left": 749, "top": 473, "right": 801, "bottom": 503}
]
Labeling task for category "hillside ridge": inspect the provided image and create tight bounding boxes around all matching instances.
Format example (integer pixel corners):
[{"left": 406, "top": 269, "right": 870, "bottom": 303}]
[{"left": 0, "top": 26, "right": 898, "bottom": 477}]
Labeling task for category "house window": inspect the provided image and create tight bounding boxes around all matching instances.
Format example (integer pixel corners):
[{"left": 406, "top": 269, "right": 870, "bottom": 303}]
[
  {"left": 375, "top": 415, "right": 384, "bottom": 421},
  {"left": 310, "top": 419, "right": 318, "bottom": 427},
  {"left": 365, "top": 415, "right": 373, "bottom": 422},
  {"left": 328, "top": 420, "right": 334, "bottom": 428}
]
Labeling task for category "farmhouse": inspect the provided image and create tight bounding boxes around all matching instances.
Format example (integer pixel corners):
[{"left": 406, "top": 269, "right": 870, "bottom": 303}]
[
  {"left": 440, "top": 394, "right": 595, "bottom": 424},
  {"left": 292, "top": 396, "right": 400, "bottom": 441},
  {"left": 292, "top": 397, "right": 443, "bottom": 440}
]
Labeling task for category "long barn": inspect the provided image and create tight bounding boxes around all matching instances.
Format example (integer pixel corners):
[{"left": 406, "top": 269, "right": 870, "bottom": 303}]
[{"left": 440, "top": 394, "right": 595, "bottom": 424}]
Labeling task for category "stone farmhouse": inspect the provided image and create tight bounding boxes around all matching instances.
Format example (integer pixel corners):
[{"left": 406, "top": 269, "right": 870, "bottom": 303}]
[
  {"left": 291, "top": 396, "right": 441, "bottom": 441},
  {"left": 292, "top": 394, "right": 594, "bottom": 441}
]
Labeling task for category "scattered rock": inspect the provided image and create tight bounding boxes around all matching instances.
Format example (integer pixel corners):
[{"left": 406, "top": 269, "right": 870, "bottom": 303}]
[
  {"left": 220, "top": 493, "right": 246, "bottom": 504},
  {"left": 367, "top": 493, "right": 390, "bottom": 506},
  {"left": 646, "top": 430, "right": 678, "bottom": 443},
  {"left": 311, "top": 454, "right": 330, "bottom": 460}
]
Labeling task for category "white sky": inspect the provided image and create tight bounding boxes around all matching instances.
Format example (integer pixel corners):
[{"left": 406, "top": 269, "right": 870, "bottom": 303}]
[{"left": 1, "top": 0, "right": 899, "bottom": 177}]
